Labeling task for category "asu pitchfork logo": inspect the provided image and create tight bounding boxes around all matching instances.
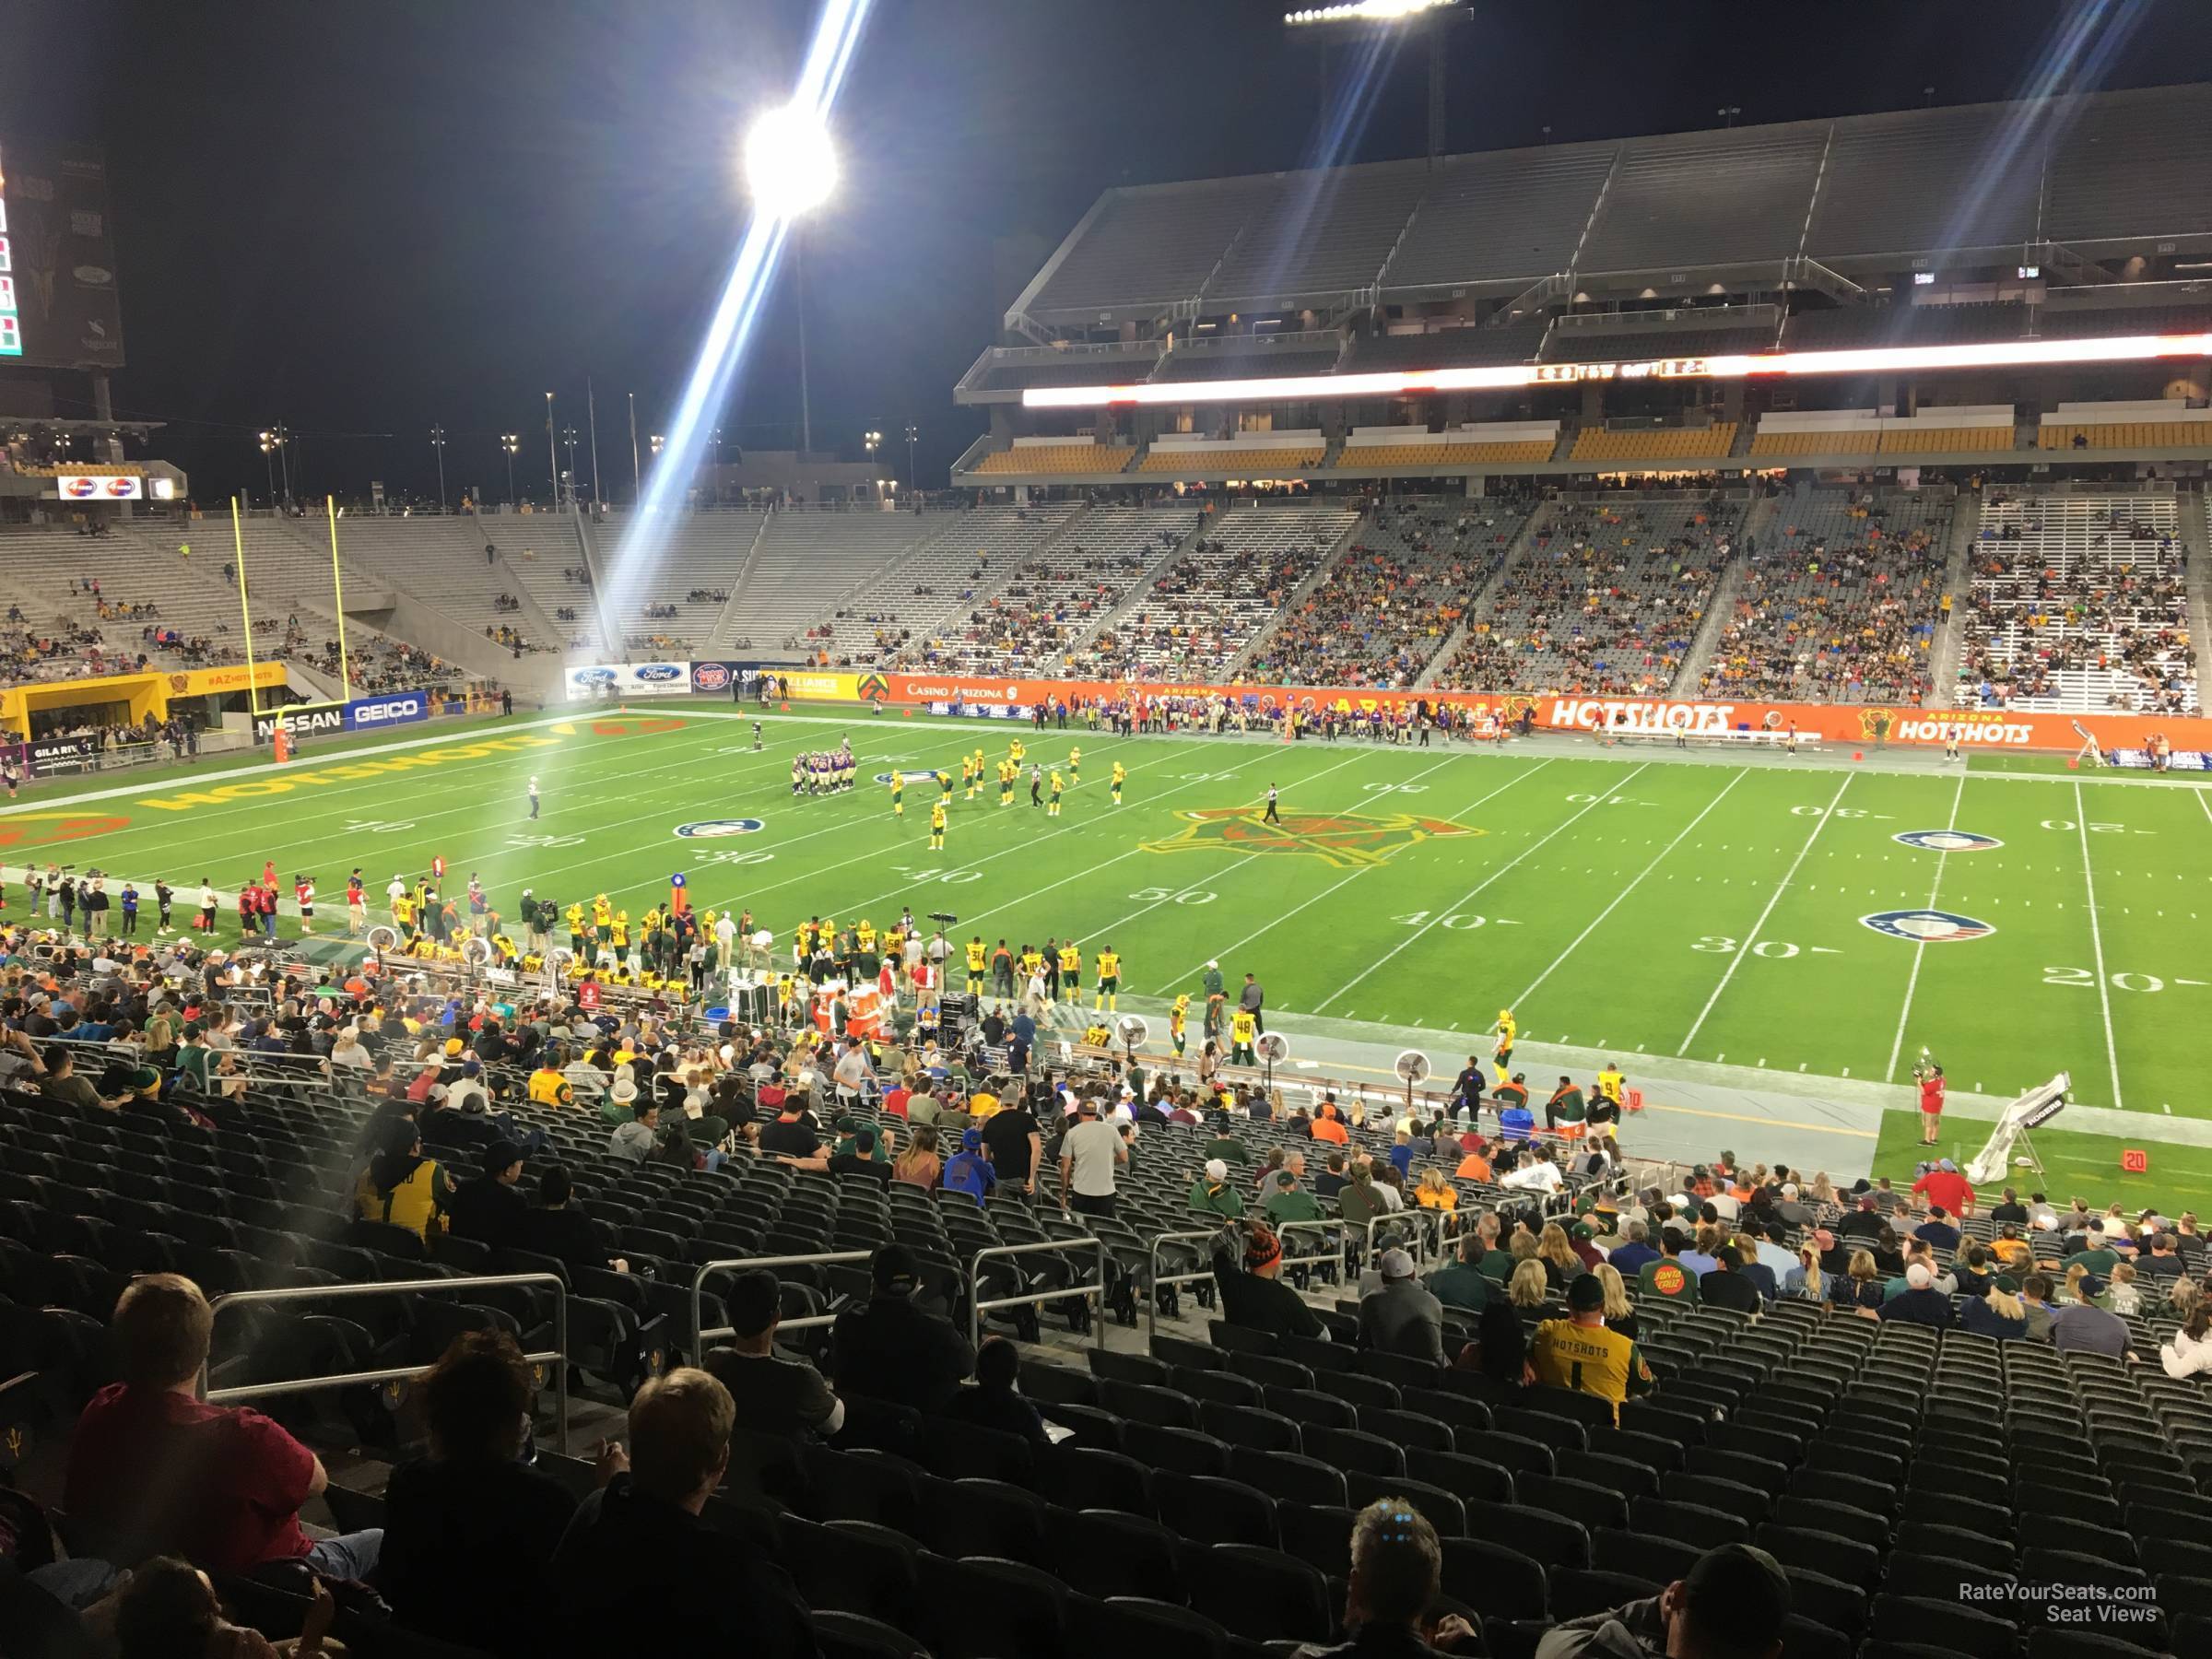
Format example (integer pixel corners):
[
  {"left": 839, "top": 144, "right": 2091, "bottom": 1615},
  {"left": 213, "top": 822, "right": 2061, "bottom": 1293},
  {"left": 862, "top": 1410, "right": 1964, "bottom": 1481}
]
[{"left": 1144, "top": 807, "right": 1476, "bottom": 869}]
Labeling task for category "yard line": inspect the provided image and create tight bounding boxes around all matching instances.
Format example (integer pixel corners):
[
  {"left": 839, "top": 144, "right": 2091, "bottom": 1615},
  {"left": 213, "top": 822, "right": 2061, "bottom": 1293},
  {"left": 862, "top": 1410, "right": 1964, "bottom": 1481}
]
[
  {"left": 1145, "top": 755, "right": 1547, "bottom": 996},
  {"left": 2076, "top": 779, "right": 2124, "bottom": 1111},
  {"left": 1883, "top": 770, "right": 1967, "bottom": 1082},
  {"left": 1512, "top": 768, "right": 1747, "bottom": 1011},
  {"left": 941, "top": 747, "right": 1378, "bottom": 937},
  {"left": 1313, "top": 761, "right": 1653, "bottom": 1015},
  {"left": 1677, "top": 771, "right": 1853, "bottom": 1055}
]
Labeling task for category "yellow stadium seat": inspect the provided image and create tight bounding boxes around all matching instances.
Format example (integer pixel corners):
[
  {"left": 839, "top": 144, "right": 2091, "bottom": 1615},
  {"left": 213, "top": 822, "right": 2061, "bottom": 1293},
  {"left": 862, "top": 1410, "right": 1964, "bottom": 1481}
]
[
  {"left": 2039, "top": 421, "right": 2212, "bottom": 450},
  {"left": 1877, "top": 426, "right": 2015, "bottom": 453},
  {"left": 1569, "top": 423, "right": 1736, "bottom": 463},
  {"left": 1336, "top": 439, "right": 1556, "bottom": 468},
  {"left": 1748, "top": 428, "right": 1880, "bottom": 456},
  {"left": 1136, "top": 444, "right": 1324, "bottom": 474},
  {"left": 972, "top": 445, "right": 1134, "bottom": 475}
]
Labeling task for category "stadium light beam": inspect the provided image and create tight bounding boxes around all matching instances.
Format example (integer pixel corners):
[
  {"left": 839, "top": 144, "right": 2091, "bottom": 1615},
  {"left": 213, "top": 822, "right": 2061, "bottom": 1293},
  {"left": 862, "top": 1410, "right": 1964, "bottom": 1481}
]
[
  {"left": 607, "top": 0, "right": 871, "bottom": 622},
  {"left": 1284, "top": 1, "right": 1451, "bottom": 23}
]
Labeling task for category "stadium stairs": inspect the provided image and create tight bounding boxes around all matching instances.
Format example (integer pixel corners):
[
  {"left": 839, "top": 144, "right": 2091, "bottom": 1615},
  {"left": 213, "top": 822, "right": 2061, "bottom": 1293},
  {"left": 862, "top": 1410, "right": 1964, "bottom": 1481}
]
[
  {"left": 2187, "top": 491, "right": 2212, "bottom": 696},
  {"left": 1221, "top": 510, "right": 1370, "bottom": 679},
  {"left": 704, "top": 512, "right": 779, "bottom": 653},
  {"left": 1924, "top": 490, "right": 1983, "bottom": 699},
  {"left": 1668, "top": 495, "right": 1771, "bottom": 698},
  {"left": 1059, "top": 513, "right": 1218, "bottom": 661},
  {"left": 1412, "top": 500, "right": 1559, "bottom": 689}
]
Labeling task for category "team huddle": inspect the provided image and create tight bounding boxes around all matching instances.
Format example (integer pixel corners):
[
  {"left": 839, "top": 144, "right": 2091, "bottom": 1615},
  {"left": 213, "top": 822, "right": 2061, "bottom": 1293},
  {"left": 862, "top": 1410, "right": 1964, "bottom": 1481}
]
[{"left": 791, "top": 739, "right": 858, "bottom": 794}]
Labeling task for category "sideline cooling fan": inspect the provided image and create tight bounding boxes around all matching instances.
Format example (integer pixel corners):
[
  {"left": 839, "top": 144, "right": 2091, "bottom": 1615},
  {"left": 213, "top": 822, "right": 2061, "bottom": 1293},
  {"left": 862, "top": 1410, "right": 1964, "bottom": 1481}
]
[
  {"left": 1394, "top": 1050, "right": 1432, "bottom": 1088},
  {"left": 1254, "top": 1031, "right": 1289, "bottom": 1065},
  {"left": 1115, "top": 1014, "right": 1149, "bottom": 1051}
]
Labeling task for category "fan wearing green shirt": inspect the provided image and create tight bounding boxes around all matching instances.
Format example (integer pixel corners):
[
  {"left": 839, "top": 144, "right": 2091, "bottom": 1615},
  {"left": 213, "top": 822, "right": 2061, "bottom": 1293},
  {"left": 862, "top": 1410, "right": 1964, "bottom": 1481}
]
[
  {"left": 1545, "top": 1076, "right": 1587, "bottom": 1135},
  {"left": 1427, "top": 1236, "right": 1493, "bottom": 1311},
  {"left": 1263, "top": 1168, "right": 1324, "bottom": 1226},
  {"left": 1188, "top": 1159, "right": 1245, "bottom": 1219}
]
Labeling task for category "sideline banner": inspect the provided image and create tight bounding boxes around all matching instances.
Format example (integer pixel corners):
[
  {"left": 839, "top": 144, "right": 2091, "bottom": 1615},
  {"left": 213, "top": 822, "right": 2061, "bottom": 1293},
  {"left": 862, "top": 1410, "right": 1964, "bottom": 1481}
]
[
  {"left": 253, "top": 704, "right": 347, "bottom": 741},
  {"left": 879, "top": 673, "right": 2212, "bottom": 755},
  {"left": 345, "top": 690, "right": 430, "bottom": 731},
  {"left": 563, "top": 662, "right": 690, "bottom": 700}
]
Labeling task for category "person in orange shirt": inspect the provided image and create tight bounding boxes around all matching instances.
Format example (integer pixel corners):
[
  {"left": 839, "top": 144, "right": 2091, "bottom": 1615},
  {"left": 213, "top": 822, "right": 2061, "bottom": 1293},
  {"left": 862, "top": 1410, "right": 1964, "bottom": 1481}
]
[
  {"left": 1309, "top": 1099, "right": 1349, "bottom": 1147},
  {"left": 1454, "top": 1137, "right": 1493, "bottom": 1182}
]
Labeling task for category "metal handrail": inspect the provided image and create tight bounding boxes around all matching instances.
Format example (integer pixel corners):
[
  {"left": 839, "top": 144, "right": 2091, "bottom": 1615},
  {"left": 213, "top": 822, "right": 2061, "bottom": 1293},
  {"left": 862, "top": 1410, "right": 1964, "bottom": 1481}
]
[
  {"left": 690, "top": 1249, "right": 873, "bottom": 1357},
  {"left": 200, "top": 1272, "right": 571, "bottom": 1453},
  {"left": 966, "top": 1238, "right": 1110, "bottom": 1354}
]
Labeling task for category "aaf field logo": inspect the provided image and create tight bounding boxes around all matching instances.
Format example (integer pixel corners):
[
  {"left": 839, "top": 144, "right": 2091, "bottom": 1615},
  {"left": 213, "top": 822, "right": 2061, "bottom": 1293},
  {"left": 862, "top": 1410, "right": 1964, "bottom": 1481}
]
[
  {"left": 1862, "top": 909, "right": 1996, "bottom": 943},
  {"left": 674, "top": 818, "right": 765, "bottom": 838},
  {"left": 1145, "top": 807, "right": 1474, "bottom": 870},
  {"left": 872, "top": 771, "right": 941, "bottom": 784},
  {"left": 1894, "top": 830, "right": 2003, "bottom": 853}
]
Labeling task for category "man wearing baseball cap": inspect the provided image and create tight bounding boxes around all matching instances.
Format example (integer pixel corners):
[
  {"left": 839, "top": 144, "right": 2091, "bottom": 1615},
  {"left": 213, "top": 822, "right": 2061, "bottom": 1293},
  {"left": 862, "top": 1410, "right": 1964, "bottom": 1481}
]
[
  {"left": 1187, "top": 1158, "right": 1245, "bottom": 1219},
  {"left": 1531, "top": 1273, "right": 1654, "bottom": 1425},
  {"left": 1058, "top": 1095, "right": 1125, "bottom": 1218},
  {"left": 830, "top": 1244, "right": 975, "bottom": 1415},
  {"left": 1359, "top": 1248, "right": 1443, "bottom": 1365},
  {"left": 1209, "top": 1220, "right": 1328, "bottom": 1342},
  {"left": 1535, "top": 1541, "right": 1791, "bottom": 1659}
]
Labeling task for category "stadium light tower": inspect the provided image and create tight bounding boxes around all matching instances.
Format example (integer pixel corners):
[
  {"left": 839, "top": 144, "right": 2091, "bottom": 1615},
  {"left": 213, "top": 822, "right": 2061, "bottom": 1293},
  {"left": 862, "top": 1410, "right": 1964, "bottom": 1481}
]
[
  {"left": 256, "top": 431, "right": 278, "bottom": 507},
  {"left": 429, "top": 425, "right": 449, "bottom": 511},
  {"left": 746, "top": 101, "right": 840, "bottom": 458},
  {"left": 608, "top": 0, "right": 872, "bottom": 618},
  {"left": 904, "top": 421, "right": 918, "bottom": 490},
  {"left": 500, "top": 433, "right": 520, "bottom": 505},
  {"left": 1285, "top": 1, "right": 1467, "bottom": 163}
]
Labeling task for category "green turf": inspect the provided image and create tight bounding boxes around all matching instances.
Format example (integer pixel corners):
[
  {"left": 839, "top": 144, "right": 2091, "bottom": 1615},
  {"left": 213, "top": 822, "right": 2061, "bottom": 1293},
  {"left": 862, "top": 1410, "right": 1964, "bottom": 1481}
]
[
  {"left": 12, "top": 701, "right": 2210, "bottom": 1133},
  {"left": 1869, "top": 1107, "right": 2212, "bottom": 1220},
  {"left": 1968, "top": 751, "right": 2201, "bottom": 781}
]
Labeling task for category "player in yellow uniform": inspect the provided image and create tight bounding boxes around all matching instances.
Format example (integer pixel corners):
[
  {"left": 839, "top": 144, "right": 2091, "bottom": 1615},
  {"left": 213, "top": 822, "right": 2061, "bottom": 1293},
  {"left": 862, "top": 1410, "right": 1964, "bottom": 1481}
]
[
  {"left": 1019, "top": 943, "right": 1044, "bottom": 985},
  {"left": 1094, "top": 946, "right": 1121, "bottom": 1011},
  {"left": 394, "top": 891, "right": 417, "bottom": 941},
  {"left": 1009, "top": 737, "right": 1025, "bottom": 766},
  {"left": 889, "top": 773, "right": 904, "bottom": 818},
  {"left": 929, "top": 799, "right": 947, "bottom": 851},
  {"left": 1170, "top": 994, "right": 1189, "bottom": 1058},
  {"left": 1048, "top": 770, "right": 1065, "bottom": 818},
  {"left": 591, "top": 894, "right": 612, "bottom": 951},
  {"left": 999, "top": 759, "right": 1015, "bottom": 806},
  {"left": 610, "top": 911, "right": 630, "bottom": 968},
  {"left": 565, "top": 902, "right": 587, "bottom": 957},
  {"left": 964, "top": 935, "right": 988, "bottom": 991},
  {"left": 960, "top": 753, "right": 977, "bottom": 799},
  {"left": 1067, "top": 746, "right": 1081, "bottom": 784},
  {"left": 1057, "top": 940, "right": 1081, "bottom": 1006},
  {"left": 1492, "top": 1008, "right": 1518, "bottom": 1070},
  {"left": 1111, "top": 760, "right": 1126, "bottom": 806},
  {"left": 936, "top": 770, "right": 953, "bottom": 806},
  {"left": 1230, "top": 1006, "right": 1257, "bottom": 1065},
  {"left": 856, "top": 918, "right": 877, "bottom": 958}
]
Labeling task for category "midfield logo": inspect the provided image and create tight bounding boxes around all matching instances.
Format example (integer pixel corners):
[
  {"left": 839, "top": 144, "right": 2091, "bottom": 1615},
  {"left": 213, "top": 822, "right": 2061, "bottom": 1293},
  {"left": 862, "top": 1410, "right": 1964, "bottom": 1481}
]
[{"left": 1144, "top": 807, "right": 1475, "bottom": 869}]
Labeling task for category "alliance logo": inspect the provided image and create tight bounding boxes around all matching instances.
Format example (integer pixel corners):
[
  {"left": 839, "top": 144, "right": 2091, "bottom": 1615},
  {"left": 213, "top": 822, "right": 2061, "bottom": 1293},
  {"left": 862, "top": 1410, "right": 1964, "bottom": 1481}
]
[
  {"left": 674, "top": 818, "right": 766, "bottom": 838},
  {"left": 1144, "top": 807, "right": 1476, "bottom": 870},
  {"left": 857, "top": 672, "right": 890, "bottom": 702},
  {"left": 690, "top": 663, "right": 733, "bottom": 692},
  {"left": 872, "top": 771, "right": 941, "bottom": 784},
  {"left": 1862, "top": 909, "right": 1996, "bottom": 943},
  {"left": 1893, "top": 830, "right": 2003, "bottom": 853}
]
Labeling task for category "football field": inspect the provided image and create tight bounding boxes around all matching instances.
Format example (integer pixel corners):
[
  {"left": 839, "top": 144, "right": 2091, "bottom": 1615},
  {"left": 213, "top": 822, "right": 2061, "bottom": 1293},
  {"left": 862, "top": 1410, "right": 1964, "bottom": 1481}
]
[{"left": 13, "top": 701, "right": 2212, "bottom": 1151}]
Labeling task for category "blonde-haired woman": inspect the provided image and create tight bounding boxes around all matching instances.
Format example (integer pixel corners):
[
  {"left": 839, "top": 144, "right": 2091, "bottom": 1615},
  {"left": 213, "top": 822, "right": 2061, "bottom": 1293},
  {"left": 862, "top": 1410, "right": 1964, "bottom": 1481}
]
[
  {"left": 1784, "top": 1245, "right": 1823, "bottom": 1302},
  {"left": 1836, "top": 1250, "right": 1882, "bottom": 1312},
  {"left": 2064, "top": 1262, "right": 2094, "bottom": 1306},
  {"left": 1508, "top": 1257, "right": 1550, "bottom": 1311},
  {"left": 1962, "top": 1275, "right": 2028, "bottom": 1339},
  {"left": 1415, "top": 1169, "right": 1458, "bottom": 1211},
  {"left": 1592, "top": 1261, "right": 1639, "bottom": 1341},
  {"left": 1535, "top": 1222, "right": 1581, "bottom": 1290},
  {"left": 893, "top": 1124, "right": 942, "bottom": 1190}
]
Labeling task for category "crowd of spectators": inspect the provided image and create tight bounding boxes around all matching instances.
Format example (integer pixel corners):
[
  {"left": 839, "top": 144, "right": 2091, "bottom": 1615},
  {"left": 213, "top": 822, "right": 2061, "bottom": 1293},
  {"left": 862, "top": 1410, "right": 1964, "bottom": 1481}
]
[{"left": 1696, "top": 489, "right": 1951, "bottom": 704}]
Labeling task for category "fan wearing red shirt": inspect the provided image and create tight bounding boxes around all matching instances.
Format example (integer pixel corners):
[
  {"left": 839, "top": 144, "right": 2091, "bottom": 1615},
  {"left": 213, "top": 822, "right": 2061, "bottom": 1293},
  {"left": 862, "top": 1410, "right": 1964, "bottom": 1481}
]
[
  {"left": 59, "top": 1274, "right": 383, "bottom": 1590},
  {"left": 1912, "top": 1161, "right": 1976, "bottom": 1218},
  {"left": 1918, "top": 1065, "right": 1947, "bottom": 1146}
]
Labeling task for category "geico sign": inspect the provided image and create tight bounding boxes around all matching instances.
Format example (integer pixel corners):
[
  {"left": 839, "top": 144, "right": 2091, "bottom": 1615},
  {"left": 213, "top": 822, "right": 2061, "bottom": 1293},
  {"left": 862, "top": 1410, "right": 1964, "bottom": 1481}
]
[
  {"left": 1547, "top": 699, "right": 1737, "bottom": 735},
  {"left": 1893, "top": 718, "right": 2034, "bottom": 747},
  {"left": 354, "top": 697, "right": 424, "bottom": 724}
]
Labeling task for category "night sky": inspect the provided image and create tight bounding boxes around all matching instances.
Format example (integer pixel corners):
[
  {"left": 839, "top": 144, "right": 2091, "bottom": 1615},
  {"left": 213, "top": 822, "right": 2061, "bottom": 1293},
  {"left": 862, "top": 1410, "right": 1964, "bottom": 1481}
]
[{"left": 5, "top": 0, "right": 2208, "bottom": 503}]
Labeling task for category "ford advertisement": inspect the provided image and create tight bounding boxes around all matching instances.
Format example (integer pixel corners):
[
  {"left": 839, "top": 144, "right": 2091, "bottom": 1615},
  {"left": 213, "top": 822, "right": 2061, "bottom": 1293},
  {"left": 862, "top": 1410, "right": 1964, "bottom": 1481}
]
[{"left": 563, "top": 662, "right": 691, "bottom": 700}]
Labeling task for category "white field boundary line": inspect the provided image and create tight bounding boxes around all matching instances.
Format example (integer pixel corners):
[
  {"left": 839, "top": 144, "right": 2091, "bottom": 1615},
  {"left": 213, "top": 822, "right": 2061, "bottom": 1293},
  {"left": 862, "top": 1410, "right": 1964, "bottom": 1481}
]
[
  {"left": 0, "top": 702, "right": 1060, "bottom": 825},
  {"left": 1883, "top": 770, "right": 1967, "bottom": 1082},
  {"left": 1313, "top": 760, "right": 1654, "bottom": 1016},
  {"left": 2076, "top": 778, "right": 2124, "bottom": 1112},
  {"left": 1144, "top": 754, "right": 1547, "bottom": 998},
  {"left": 1060, "top": 749, "right": 1467, "bottom": 979},
  {"left": 54, "top": 715, "right": 816, "bottom": 876},
  {"left": 1511, "top": 767, "right": 1749, "bottom": 1012},
  {"left": 1677, "top": 771, "right": 1853, "bottom": 1056},
  {"left": 871, "top": 747, "right": 1379, "bottom": 942}
]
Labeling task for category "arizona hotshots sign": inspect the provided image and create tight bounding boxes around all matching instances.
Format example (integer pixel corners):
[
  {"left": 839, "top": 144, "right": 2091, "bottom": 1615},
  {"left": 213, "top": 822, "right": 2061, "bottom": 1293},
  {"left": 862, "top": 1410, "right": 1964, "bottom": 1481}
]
[{"left": 874, "top": 672, "right": 2207, "bottom": 755}]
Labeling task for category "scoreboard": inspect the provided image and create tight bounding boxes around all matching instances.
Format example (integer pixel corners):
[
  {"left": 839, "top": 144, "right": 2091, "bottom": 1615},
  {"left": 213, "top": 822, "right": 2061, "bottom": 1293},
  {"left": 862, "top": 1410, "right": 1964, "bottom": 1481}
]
[{"left": 0, "top": 135, "right": 124, "bottom": 370}]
